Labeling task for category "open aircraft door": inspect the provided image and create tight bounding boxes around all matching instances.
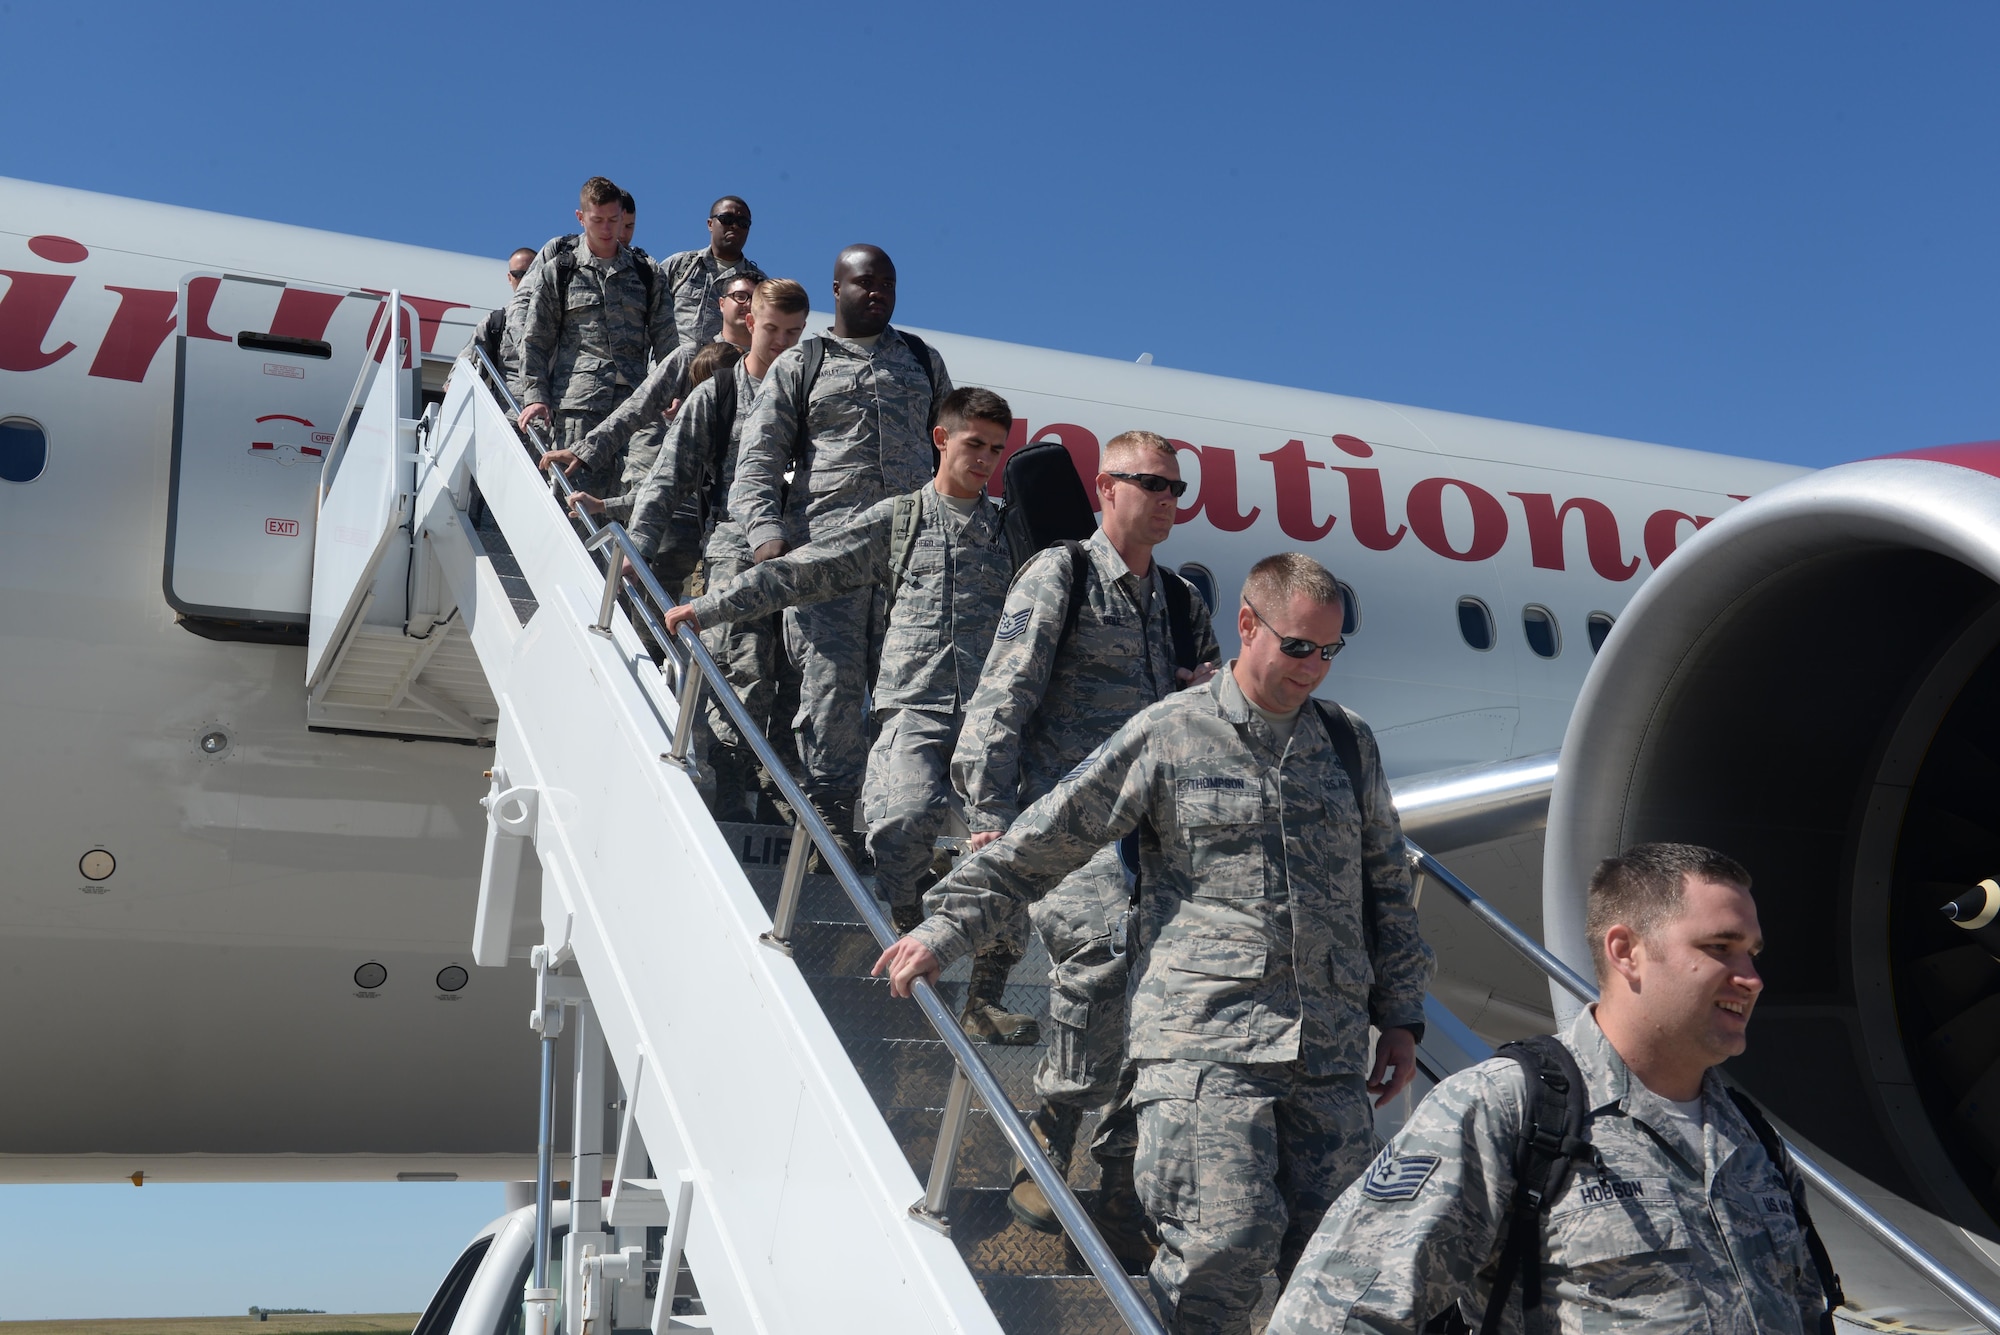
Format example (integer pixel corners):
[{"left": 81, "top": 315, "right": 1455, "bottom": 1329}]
[{"left": 165, "top": 274, "right": 394, "bottom": 635}]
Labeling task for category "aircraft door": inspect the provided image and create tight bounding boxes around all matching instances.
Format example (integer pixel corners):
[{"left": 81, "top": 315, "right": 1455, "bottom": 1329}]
[{"left": 165, "top": 274, "right": 387, "bottom": 629}]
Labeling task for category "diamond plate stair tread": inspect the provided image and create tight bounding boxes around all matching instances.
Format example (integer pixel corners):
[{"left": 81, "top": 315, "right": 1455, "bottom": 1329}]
[
  {"left": 704, "top": 822, "right": 1150, "bottom": 1330},
  {"left": 842, "top": 1036, "right": 1054, "bottom": 1112},
  {"left": 472, "top": 499, "right": 538, "bottom": 623},
  {"left": 976, "top": 1275, "right": 1279, "bottom": 1335}
]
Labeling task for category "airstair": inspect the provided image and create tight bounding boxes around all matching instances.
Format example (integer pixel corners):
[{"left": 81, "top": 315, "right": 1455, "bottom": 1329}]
[{"left": 305, "top": 299, "right": 2000, "bottom": 1334}]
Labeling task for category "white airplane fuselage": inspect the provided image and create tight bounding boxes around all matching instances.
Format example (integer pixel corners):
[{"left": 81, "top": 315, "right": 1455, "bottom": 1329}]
[{"left": 0, "top": 176, "right": 1802, "bottom": 1181}]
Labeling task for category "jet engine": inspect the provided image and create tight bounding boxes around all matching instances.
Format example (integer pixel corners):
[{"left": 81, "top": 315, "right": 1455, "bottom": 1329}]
[{"left": 1544, "top": 442, "right": 2000, "bottom": 1242}]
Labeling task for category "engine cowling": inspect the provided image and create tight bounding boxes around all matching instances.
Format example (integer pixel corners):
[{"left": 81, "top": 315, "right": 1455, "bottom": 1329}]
[{"left": 1545, "top": 443, "right": 2000, "bottom": 1238}]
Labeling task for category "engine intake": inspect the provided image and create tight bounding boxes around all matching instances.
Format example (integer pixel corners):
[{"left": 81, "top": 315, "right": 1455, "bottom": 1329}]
[{"left": 1545, "top": 446, "right": 2000, "bottom": 1238}]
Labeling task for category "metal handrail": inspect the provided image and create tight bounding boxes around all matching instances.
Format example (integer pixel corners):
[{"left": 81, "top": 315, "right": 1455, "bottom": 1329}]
[
  {"left": 462, "top": 349, "right": 1167, "bottom": 1335},
  {"left": 1407, "top": 839, "right": 2000, "bottom": 1333}
]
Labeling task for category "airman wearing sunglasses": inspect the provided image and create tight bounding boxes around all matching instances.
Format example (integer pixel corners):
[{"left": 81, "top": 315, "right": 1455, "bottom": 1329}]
[
  {"left": 659, "top": 196, "right": 766, "bottom": 350},
  {"left": 879, "top": 552, "right": 1434, "bottom": 1335},
  {"left": 467, "top": 247, "right": 537, "bottom": 377},
  {"left": 940, "top": 430, "right": 1221, "bottom": 1267}
]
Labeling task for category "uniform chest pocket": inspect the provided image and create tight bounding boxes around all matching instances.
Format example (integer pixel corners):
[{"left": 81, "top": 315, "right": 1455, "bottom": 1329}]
[
  {"left": 565, "top": 287, "right": 603, "bottom": 316},
  {"left": 1545, "top": 1179, "right": 1709, "bottom": 1330},
  {"left": 1175, "top": 778, "right": 1268, "bottom": 899}
]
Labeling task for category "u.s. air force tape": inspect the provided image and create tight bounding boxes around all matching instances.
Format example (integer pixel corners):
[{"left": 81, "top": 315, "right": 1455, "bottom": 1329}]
[
  {"left": 995, "top": 609, "right": 1032, "bottom": 640},
  {"left": 1361, "top": 1150, "right": 1440, "bottom": 1201}
]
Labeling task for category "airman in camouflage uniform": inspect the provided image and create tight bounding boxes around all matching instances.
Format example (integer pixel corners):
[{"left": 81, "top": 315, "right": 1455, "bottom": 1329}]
[
  {"left": 1269, "top": 844, "right": 1824, "bottom": 1335},
  {"left": 511, "top": 178, "right": 676, "bottom": 499},
  {"left": 729, "top": 245, "right": 950, "bottom": 853},
  {"left": 466, "top": 248, "right": 535, "bottom": 376},
  {"left": 1269, "top": 1009, "right": 1826, "bottom": 1335},
  {"left": 887, "top": 556, "right": 1433, "bottom": 1334},
  {"left": 952, "top": 434, "right": 1217, "bottom": 1250},
  {"left": 669, "top": 388, "right": 1017, "bottom": 916},
  {"left": 659, "top": 195, "right": 764, "bottom": 349}
]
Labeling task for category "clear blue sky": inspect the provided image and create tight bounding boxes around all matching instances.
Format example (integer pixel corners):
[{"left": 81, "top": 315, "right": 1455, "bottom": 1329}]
[{"left": 2, "top": 0, "right": 1995, "bottom": 1319}]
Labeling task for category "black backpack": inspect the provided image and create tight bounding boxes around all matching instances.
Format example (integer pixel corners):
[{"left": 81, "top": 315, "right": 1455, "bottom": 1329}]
[
  {"left": 545, "top": 236, "right": 658, "bottom": 322},
  {"left": 1430, "top": 1036, "right": 1844, "bottom": 1335}
]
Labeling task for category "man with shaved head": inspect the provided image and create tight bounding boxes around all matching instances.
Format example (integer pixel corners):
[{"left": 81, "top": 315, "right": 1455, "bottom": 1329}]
[
  {"left": 729, "top": 244, "right": 952, "bottom": 863},
  {"left": 940, "top": 430, "right": 1222, "bottom": 1270},
  {"left": 659, "top": 195, "right": 765, "bottom": 349},
  {"left": 878, "top": 552, "right": 1433, "bottom": 1332}
]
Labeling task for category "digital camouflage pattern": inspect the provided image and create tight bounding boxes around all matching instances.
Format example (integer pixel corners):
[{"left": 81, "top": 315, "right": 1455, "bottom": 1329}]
[
  {"left": 688, "top": 484, "right": 1011, "bottom": 909},
  {"left": 861, "top": 707, "right": 965, "bottom": 912},
  {"left": 465, "top": 304, "right": 514, "bottom": 378},
  {"left": 728, "top": 328, "right": 951, "bottom": 553},
  {"left": 689, "top": 485, "right": 1011, "bottom": 712},
  {"left": 728, "top": 328, "right": 951, "bottom": 811},
  {"left": 1133, "top": 1061, "right": 1377, "bottom": 1335},
  {"left": 955, "top": 526, "right": 1219, "bottom": 834},
  {"left": 1267, "top": 1009, "right": 1827, "bottom": 1335},
  {"left": 952, "top": 526, "right": 1220, "bottom": 1114},
  {"left": 622, "top": 359, "right": 763, "bottom": 563},
  {"left": 511, "top": 234, "right": 675, "bottom": 417},
  {"left": 659, "top": 247, "right": 764, "bottom": 349},
  {"left": 561, "top": 336, "right": 716, "bottom": 485},
  {"left": 696, "top": 521, "right": 776, "bottom": 760},
  {"left": 915, "top": 663, "right": 1434, "bottom": 1077}
]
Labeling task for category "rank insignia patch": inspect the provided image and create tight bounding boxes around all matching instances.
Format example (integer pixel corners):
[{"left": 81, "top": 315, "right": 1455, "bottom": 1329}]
[{"left": 1361, "top": 1151, "right": 1440, "bottom": 1201}]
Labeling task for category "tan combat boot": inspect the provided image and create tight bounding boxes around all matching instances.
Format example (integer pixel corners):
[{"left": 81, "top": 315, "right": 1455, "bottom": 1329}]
[
  {"left": 960, "top": 945, "right": 1040, "bottom": 1045},
  {"left": 1007, "top": 1102, "right": 1079, "bottom": 1233}
]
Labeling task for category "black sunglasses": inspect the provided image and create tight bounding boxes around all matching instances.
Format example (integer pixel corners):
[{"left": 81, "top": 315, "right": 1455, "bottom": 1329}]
[
  {"left": 1246, "top": 598, "right": 1345, "bottom": 661},
  {"left": 507, "top": 268, "right": 532, "bottom": 281},
  {"left": 710, "top": 211, "right": 751, "bottom": 228},
  {"left": 1107, "top": 470, "right": 1188, "bottom": 499}
]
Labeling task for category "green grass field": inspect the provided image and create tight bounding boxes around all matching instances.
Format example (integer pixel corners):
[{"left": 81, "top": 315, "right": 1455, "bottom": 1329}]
[{"left": 0, "top": 1316, "right": 419, "bottom": 1335}]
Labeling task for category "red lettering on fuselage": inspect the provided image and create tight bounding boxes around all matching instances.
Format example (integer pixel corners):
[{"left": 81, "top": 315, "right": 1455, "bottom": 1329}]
[
  {"left": 88, "top": 286, "right": 180, "bottom": 382},
  {"left": 1259, "top": 439, "right": 1336, "bottom": 541},
  {"left": 1642, "top": 509, "right": 1713, "bottom": 568},
  {"left": 1172, "top": 442, "right": 1261, "bottom": 531},
  {"left": 1509, "top": 493, "right": 1640, "bottom": 581},
  {"left": 0, "top": 270, "right": 79, "bottom": 371},
  {"left": 1407, "top": 477, "right": 1509, "bottom": 562}
]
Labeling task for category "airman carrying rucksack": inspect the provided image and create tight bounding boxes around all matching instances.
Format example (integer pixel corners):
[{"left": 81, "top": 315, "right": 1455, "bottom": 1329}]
[{"left": 1423, "top": 1036, "right": 1844, "bottom": 1335}]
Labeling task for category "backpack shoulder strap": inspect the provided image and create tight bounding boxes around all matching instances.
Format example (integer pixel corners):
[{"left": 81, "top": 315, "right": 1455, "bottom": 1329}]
[
  {"left": 897, "top": 329, "right": 940, "bottom": 429},
  {"left": 885, "top": 491, "right": 923, "bottom": 611},
  {"left": 785, "top": 336, "right": 827, "bottom": 468},
  {"left": 703, "top": 366, "right": 741, "bottom": 517},
  {"left": 1480, "top": 1035, "right": 1594, "bottom": 1335},
  {"left": 1058, "top": 539, "right": 1090, "bottom": 655},
  {"left": 1726, "top": 1088, "right": 1844, "bottom": 1335},
  {"left": 1159, "top": 566, "right": 1198, "bottom": 671},
  {"left": 1309, "top": 700, "right": 1368, "bottom": 823}
]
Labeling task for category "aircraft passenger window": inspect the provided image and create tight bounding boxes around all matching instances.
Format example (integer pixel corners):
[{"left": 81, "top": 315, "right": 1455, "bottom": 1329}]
[
  {"left": 1336, "top": 582, "right": 1360, "bottom": 636},
  {"left": 1178, "top": 562, "right": 1216, "bottom": 611},
  {"left": 1522, "top": 605, "right": 1560, "bottom": 658},
  {"left": 0, "top": 417, "right": 48, "bottom": 484},
  {"left": 1456, "top": 597, "right": 1495, "bottom": 652},
  {"left": 1587, "top": 611, "right": 1615, "bottom": 653}
]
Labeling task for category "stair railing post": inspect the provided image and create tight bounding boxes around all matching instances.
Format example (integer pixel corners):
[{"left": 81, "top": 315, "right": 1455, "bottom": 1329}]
[
  {"left": 758, "top": 820, "right": 814, "bottom": 955},
  {"left": 667, "top": 644, "right": 705, "bottom": 765},
  {"left": 910, "top": 1064, "right": 976, "bottom": 1234},
  {"left": 583, "top": 527, "right": 624, "bottom": 637}
]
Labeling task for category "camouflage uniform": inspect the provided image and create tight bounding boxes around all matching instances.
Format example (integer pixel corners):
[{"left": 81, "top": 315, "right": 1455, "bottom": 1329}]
[
  {"left": 465, "top": 304, "right": 514, "bottom": 378},
  {"left": 511, "top": 234, "right": 675, "bottom": 498},
  {"left": 689, "top": 485, "right": 1011, "bottom": 910},
  {"left": 658, "top": 247, "right": 764, "bottom": 350},
  {"left": 913, "top": 666, "right": 1434, "bottom": 1334},
  {"left": 564, "top": 337, "right": 727, "bottom": 596},
  {"left": 729, "top": 328, "right": 951, "bottom": 831},
  {"left": 954, "top": 526, "right": 1219, "bottom": 1136},
  {"left": 624, "top": 360, "right": 774, "bottom": 773},
  {"left": 1267, "top": 1009, "right": 1827, "bottom": 1335}
]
